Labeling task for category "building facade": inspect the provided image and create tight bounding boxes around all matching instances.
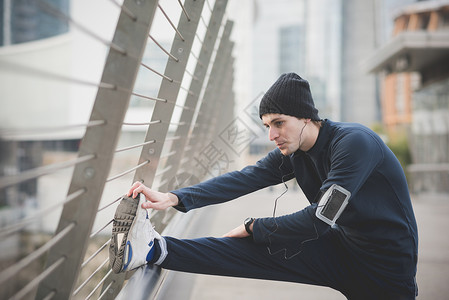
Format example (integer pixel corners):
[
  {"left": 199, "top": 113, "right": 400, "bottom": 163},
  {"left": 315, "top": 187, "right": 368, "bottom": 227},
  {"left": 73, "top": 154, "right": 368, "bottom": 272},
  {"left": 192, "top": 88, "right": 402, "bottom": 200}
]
[{"left": 366, "top": 0, "right": 449, "bottom": 194}]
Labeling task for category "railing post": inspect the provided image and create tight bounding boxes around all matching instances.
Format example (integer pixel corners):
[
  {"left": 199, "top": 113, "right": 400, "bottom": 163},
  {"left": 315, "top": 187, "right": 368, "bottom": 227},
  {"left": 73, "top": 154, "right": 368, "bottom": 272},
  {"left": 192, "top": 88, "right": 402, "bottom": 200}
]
[
  {"left": 158, "top": 0, "right": 228, "bottom": 192},
  {"left": 212, "top": 49, "right": 236, "bottom": 138},
  {"left": 182, "top": 21, "right": 235, "bottom": 178},
  {"left": 133, "top": 0, "right": 205, "bottom": 193},
  {"left": 35, "top": 0, "right": 158, "bottom": 298},
  {"left": 101, "top": 0, "right": 206, "bottom": 298}
]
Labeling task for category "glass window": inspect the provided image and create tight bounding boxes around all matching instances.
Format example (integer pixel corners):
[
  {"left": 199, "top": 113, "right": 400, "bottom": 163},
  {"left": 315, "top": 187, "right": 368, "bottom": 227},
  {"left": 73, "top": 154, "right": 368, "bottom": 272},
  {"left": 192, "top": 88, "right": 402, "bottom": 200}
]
[{"left": 0, "top": 0, "right": 69, "bottom": 46}]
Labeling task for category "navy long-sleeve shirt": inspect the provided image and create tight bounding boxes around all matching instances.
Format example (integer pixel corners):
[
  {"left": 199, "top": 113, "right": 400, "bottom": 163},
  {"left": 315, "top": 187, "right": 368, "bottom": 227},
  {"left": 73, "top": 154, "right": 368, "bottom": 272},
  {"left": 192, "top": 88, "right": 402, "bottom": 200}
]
[{"left": 171, "top": 119, "right": 418, "bottom": 280}]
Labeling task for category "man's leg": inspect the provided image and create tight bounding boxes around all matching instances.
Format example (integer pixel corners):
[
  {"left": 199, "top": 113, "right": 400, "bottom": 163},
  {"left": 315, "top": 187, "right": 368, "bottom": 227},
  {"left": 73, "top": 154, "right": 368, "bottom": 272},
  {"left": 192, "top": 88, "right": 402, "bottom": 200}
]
[
  {"left": 109, "top": 196, "right": 415, "bottom": 299},
  {"left": 157, "top": 233, "right": 416, "bottom": 300},
  {"left": 158, "top": 231, "right": 347, "bottom": 290},
  {"left": 109, "top": 195, "right": 343, "bottom": 288}
]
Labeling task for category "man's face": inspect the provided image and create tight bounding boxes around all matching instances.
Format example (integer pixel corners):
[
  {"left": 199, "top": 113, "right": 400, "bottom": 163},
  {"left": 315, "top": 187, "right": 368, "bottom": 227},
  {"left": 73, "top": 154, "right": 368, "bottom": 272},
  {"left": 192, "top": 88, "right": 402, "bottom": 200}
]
[{"left": 262, "top": 113, "right": 308, "bottom": 155}]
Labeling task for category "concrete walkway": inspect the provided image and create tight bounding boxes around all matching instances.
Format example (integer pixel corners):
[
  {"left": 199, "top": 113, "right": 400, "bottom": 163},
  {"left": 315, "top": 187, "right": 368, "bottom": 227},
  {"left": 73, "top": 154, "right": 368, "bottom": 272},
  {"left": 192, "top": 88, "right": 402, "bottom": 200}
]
[{"left": 162, "top": 187, "right": 449, "bottom": 300}]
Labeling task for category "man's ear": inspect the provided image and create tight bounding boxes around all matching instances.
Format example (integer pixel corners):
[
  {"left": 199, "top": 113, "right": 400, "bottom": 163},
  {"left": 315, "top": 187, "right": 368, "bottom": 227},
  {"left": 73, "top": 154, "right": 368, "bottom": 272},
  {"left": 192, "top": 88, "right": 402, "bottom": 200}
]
[{"left": 304, "top": 118, "right": 311, "bottom": 124}]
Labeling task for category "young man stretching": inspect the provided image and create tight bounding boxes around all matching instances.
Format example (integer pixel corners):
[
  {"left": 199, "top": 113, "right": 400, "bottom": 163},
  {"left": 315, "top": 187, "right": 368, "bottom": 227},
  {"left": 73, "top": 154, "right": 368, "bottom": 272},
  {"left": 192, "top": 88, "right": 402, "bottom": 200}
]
[{"left": 109, "top": 73, "right": 418, "bottom": 299}]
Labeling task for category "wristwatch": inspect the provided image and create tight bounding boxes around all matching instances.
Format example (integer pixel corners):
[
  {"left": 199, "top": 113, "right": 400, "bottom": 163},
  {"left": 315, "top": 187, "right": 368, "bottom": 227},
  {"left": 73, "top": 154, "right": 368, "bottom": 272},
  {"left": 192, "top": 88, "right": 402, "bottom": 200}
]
[{"left": 244, "top": 217, "right": 255, "bottom": 235}]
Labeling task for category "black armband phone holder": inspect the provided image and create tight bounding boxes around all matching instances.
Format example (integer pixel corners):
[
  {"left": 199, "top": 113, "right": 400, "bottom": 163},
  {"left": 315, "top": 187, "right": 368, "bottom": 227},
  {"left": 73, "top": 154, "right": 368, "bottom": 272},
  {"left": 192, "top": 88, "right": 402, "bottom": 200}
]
[{"left": 315, "top": 184, "right": 351, "bottom": 226}]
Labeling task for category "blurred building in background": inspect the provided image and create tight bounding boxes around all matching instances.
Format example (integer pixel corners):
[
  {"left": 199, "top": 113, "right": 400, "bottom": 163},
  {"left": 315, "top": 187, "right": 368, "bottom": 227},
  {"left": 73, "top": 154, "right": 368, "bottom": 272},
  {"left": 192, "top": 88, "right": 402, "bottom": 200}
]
[
  {"left": 251, "top": 0, "right": 343, "bottom": 122},
  {"left": 246, "top": 0, "right": 449, "bottom": 197},
  {"left": 366, "top": 0, "right": 449, "bottom": 194},
  {"left": 0, "top": 1, "right": 126, "bottom": 233},
  {"left": 0, "top": 0, "right": 72, "bottom": 260},
  {"left": 248, "top": 0, "right": 411, "bottom": 158},
  {"left": 0, "top": 0, "right": 69, "bottom": 46},
  {"left": 0, "top": 0, "right": 72, "bottom": 209}
]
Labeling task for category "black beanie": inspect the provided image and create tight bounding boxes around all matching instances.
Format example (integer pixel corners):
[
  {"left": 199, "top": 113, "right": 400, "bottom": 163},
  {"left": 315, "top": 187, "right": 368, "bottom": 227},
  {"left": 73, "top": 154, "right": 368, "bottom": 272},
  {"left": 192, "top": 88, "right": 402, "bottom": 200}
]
[{"left": 259, "top": 73, "right": 320, "bottom": 121}]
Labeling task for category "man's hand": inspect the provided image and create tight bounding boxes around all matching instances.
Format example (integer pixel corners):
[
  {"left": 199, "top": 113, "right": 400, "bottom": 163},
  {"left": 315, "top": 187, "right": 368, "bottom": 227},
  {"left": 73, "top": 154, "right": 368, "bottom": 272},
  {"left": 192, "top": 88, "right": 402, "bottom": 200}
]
[
  {"left": 223, "top": 223, "right": 253, "bottom": 238},
  {"left": 127, "top": 182, "right": 179, "bottom": 210}
]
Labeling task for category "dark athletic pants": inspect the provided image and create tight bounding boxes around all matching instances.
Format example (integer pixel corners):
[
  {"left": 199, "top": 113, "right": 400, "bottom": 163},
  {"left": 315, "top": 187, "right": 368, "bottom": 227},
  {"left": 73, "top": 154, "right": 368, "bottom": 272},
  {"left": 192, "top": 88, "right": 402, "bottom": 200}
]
[{"left": 158, "top": 230, "right": 416, "bottom": 300}]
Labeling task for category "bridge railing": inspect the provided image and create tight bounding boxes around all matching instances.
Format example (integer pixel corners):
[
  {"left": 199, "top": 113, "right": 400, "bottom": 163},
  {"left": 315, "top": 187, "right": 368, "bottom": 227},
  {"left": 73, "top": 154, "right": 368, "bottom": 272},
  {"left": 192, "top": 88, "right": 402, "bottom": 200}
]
[{"left": 0, "top": 0, "right": 234, "bottom": 299}]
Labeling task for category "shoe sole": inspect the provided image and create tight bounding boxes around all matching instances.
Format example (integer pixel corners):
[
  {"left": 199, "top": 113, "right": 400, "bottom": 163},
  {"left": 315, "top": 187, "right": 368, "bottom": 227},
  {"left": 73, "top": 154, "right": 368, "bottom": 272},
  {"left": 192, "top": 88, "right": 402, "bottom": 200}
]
[{"left": 109, "top": 196, "right": 139, "bottom": 274}]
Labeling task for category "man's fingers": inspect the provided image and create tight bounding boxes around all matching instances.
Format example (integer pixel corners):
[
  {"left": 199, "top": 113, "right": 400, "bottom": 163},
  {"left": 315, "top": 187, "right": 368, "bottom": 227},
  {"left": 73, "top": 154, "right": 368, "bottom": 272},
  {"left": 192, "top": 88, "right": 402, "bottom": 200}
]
[
  {"left": 127, "top": 181, "right": 143, "bottom": 197},
  {"left": 132, "top": 185, "right": 145, "bottom": 199},
  {"left": 141, "top": 201, "right": 153, "bottom": 209},
  {"left": 142, "top": 199, "right": 165, "bottom": 210}
]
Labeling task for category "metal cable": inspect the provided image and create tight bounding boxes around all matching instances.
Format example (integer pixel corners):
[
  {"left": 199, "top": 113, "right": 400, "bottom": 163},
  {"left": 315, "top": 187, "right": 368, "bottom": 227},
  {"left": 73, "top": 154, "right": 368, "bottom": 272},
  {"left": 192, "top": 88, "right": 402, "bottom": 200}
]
[
  {"left": 164, "top": 121, "right": 187, "bottom": 127},
  {"left": 177, "top": 0, "right": 191, "bottom": 21},
  {"left": 179, "top": 84, "right": 196, "bottom": 96},
  {"left": 158, "top": 177, "right": 169, "bottom": 188},
  {"left": 98, "top": 280, "right": 115, "bottom": 300},
  {"left": 168, "top": 78, "right": 196, "bottom": 96},
  {"left": 149, "top": 34, "right": 179, "bottom": 62},
  {"left": 97, "top": 196, "right": 122, "bottom": 213},
  {"left": 38, "top": 0, "right": 168, "bottom": 79},
  {"left": 123, "top": 120, "right": 162, "bottom": 126},
  {"left": 108, "top": 0, "right": 138, "bottom": 21},
  {"left": 200, "top": 16, "right": 209, "bottom": 30},
  {"left": 106, "top": 160, "right": 150, "bottom": 182},
  {"left": 0, "top": 188, "right": 86, "bottom": 238},
  {"left": 42, "top": 290, "right": 57, "bottom": 300},
  {"left": 85, "top": 269, "right": 113, "bottom": 300},
  {"left": 115, "top": 139, "right": 156, "bottom": 153},
  {"left": 0, "top": 222, "right": 75, "bottom": 285},
  {"left": 37, "top": 0, "right": 127, "bottom": 55},
  {"left": 132, "top": 92, "right": 167, "bottom": 103},
  {"left": 195, "top": 32, "right": 205, "bottom": 45},
  {"left": 0, "top": 154, "right": 96, "bottom": 190},
  {"left": 89, "top": 219, "right": 113, "bottom": 239},
  {"left": 155, "top": 165, "right": 173, "bottom": 177},
  {"left": 0, "top": 120, "right": 105, "bottom": 139},
  {"left": 73, "top": 258, "right": 109, "bottom": 296},
  {"left": 177, "top": 104, "right": 194, "bottom": 111},
  {"left": 160, "top": 150, "right": 177, "bottom": 159},
  {"left": 1, "top": 60, "right": 116, "bottom": 91},
  {"left": 190, "top": 50, "right": 199, "bottom": 62},
  {"left": 81, "top": 239, "right": 111, "bottom": 269},
  {"left": 167, "top": 100, "right": 194, "bottom": 111},
  {"left": 157, "top": 4, "right": 185, "bottom": 42},
  {"left": 185, "top": 69, "right": 199, "bottom": 81},
  {"left": 206, "top": 0, "right": 213, "bottom": 12},
  {"left": 164, "top": 136, "right": 182, "bottom": 142},
  {"left": 141, "top": 62, "right": 174, "bottom": 82},
  {"left": 189, "top": 51, "right": 205, "bottom": 68},
  {"left": 10, "top": 257, "right": 65, "bottom": 300}
]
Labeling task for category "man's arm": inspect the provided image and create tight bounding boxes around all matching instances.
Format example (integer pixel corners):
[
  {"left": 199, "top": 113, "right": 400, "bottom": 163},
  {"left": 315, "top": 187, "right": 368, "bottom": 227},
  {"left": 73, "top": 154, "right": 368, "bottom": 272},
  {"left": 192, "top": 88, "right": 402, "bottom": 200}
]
[
  {"left": 322, "top": 128, "right": 384, "bottom": 195},
  {"left": 222, "top": 221, "right": 254, "bottom": 238},
  {"left": 252, "top": 204, "right": 328, "bottom": 244},
  {"left": 171, "top": 148, "right": 294, "bottom": 212}
]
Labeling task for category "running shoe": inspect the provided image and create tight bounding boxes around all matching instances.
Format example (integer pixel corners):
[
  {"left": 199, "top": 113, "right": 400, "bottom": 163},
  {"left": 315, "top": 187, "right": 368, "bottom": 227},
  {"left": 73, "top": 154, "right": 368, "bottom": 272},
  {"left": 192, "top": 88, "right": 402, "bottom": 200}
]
[{"left": 109, "top": 194, "right": 162, "bottom": 273}]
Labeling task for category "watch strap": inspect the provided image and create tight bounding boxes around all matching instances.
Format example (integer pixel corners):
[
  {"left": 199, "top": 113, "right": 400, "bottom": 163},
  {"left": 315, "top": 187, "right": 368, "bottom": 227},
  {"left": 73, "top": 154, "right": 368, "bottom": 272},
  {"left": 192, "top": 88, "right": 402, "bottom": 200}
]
[{"left": 244, "top": 217, "right": 255, "bottom": 235}]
